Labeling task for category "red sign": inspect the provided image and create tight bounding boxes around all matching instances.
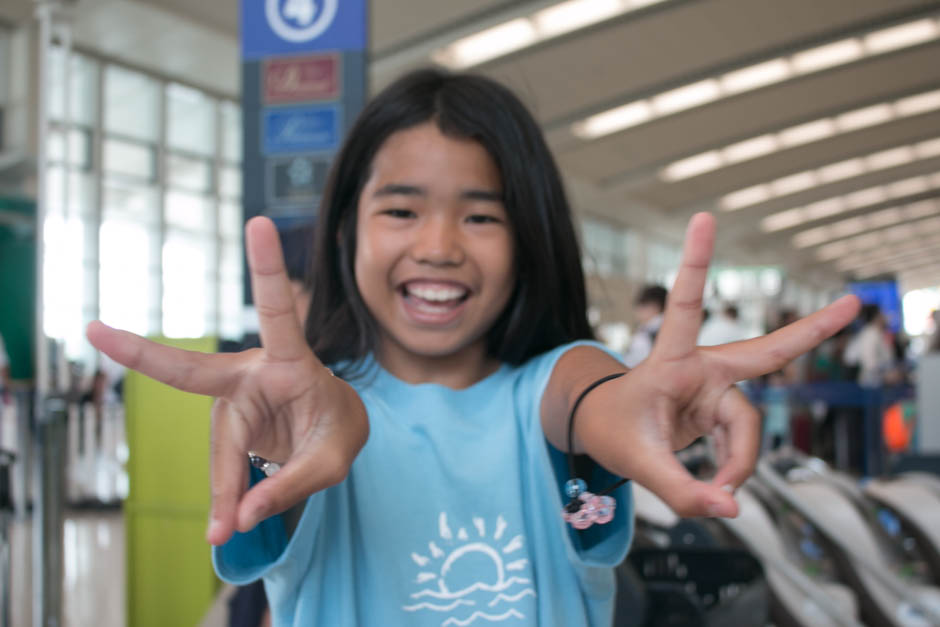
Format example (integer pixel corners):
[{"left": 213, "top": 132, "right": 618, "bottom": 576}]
[{"left": 264, "top": 54, "right": 339, "bottom": 104}]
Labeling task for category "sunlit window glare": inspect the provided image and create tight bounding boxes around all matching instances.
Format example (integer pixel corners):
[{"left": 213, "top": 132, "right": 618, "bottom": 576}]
[
  {"left": 162, "top": 234, "right": 209, "bottom": 339},
  {"left": 901, "top": 287, "right": 940, "bottom": 337},
  {"left": 99, "top": 221, "right": 152, "bottom": 336},
  {"left": 43, "top": 215, "right": 86, "bottom": 358}
]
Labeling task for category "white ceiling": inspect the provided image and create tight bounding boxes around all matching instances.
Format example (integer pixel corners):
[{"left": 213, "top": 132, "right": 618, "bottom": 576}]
[{"left": 3, "top": 0, "right": 940, "bottom": 289}]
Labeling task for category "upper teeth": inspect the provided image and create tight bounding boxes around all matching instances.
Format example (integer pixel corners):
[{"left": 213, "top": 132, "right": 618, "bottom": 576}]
[{"left": 408, "top": 285, "right": 466, "bottom": 301}]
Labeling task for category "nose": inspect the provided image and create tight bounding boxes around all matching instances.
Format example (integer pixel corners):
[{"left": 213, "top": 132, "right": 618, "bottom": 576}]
[{"left": 411, "top": 215, "right": 465, "bottom": 266}]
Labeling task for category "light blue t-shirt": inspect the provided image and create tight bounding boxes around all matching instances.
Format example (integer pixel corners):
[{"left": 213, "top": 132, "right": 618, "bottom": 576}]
[{"left": 214, "top": 341, "right": 633, "bottom": 626}]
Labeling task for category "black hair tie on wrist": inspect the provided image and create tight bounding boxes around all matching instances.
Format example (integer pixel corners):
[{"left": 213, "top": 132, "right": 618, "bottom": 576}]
[{"left": 562, "top": 372, "right": 629, "bottom": 529}]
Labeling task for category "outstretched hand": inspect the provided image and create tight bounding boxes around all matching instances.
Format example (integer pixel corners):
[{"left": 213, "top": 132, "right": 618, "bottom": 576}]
[
  {"left": 578, "top": 213, "right": 859, "bottom": 518},
  {"left": 87, "top": 217, "right": 368, "bottom": 545}
]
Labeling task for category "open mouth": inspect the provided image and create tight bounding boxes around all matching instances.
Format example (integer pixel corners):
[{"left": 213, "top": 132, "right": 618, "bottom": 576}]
[{"left": 400, "top": 280, "right": 471, "bottom": 319}]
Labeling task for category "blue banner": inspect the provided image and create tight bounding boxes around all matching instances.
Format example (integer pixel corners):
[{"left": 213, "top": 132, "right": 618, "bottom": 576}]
[
  {"left": 849, "top": 281, "right": 902, "bottom": 333},
  {"left": 241, "top": 0, "right": 367, "bottom": 58}
]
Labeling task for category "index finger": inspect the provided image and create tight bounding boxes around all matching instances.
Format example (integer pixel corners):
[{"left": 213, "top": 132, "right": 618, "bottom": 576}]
[
  {"left": 86, "top": 320, "right": 236, "bottom": 396},
  {"left": 246, "top": 217, "right": 310, "bottom": 362},
  {"left": 716, "top": 294, "right": 860, "bottom": 381},
  {"left": 653, "top": 212, "right": 715, "bottom": 361}
]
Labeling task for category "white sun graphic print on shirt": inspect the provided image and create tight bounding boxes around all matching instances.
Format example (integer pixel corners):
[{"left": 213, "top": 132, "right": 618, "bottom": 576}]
[{"left": 402, "top": 512, "right": 535, "bottom": 625}]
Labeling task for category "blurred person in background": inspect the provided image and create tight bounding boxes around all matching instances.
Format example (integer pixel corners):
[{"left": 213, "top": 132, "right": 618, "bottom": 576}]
[
  {"left": 928, "top": 310, "right": 940, "bottom": 353},
  {"left": 845, "top": 304, "right": 899, "bottom": 387},
  {"left": 762, "top": 370, "right": 790, "bottom": 452},
  {"left": 809, "top": 327, "right": 852, "bottom": 382},
  {"left": 698, "top": 303, "right": 748, "bottom": 346},
  {"left": 622, "top": 284, "right": 666, "bottom": 368},
  {"left": 777, "top": 308, "right": 798, "bottom": 330}
]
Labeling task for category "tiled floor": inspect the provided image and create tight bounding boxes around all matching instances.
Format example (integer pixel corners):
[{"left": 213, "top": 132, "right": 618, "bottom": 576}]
[
  {"left": 8, "top": 510, "right": 125, "bottom": 627},
  {"left": 4, "top": 399, "right": 128, "bottom": 627}
]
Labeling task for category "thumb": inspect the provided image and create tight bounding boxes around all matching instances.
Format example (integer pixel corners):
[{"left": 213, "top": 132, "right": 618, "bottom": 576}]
[{"left": 631, "top": 452, "right": 738, "bottom": 518}]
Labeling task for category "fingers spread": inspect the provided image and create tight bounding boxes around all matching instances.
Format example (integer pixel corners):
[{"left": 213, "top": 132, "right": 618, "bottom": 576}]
[
  {"left": 86, "top": 320, "right": 234, "bottom": 396},
  {"left": 245, "top": 217, "right": 310, "bottom": 363},
  {"left": 631, "top": 448, "right": 738, "bottom": 518},
  {"left": 710, "top": 388, "right": 761, "bottom": 493},
  {"left": 718, "top": 294, "right": 861, "bottom": 381},
  {"left": 207, "top": 399, "right": 249, "bottom": 546},
  {"left": 654, "top": 213, "right": 715, "bottom": 361}
]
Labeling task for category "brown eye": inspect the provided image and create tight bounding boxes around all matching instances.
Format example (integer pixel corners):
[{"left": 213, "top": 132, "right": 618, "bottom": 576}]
[
  {"left": 466, "top": 214, "right": 501, "bottom": 224},
  {"left": 382, "top": 209, "right": 415, "bottom": 219}
]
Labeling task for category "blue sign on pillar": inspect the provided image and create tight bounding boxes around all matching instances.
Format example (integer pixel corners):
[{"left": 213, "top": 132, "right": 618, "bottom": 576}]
[
  {"left": 240, "top": 0, "right": 367, "bottom": 304},
  {"left": 241, "top": 0, "right": 366, "bottom": 58}
]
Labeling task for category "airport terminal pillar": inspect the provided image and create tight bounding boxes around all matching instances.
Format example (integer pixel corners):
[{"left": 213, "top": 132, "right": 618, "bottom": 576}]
[
  {"left": 123, "top": 337, "right": 217, "bottom": 627},
  {"left": 918, "top": 354, "right": 940, "bottom": 453}
]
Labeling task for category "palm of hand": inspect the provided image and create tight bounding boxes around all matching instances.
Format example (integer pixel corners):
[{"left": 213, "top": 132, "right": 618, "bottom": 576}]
[
  {"left": 629, "top": 352, "right": 722, "bottom": 450},
  {"left": 219, "top": 351, "right": 323, "bottom": 462},
  {"left": 582, "top": 214, "right": 859, "bottom": 518},
  {"left": 87, "top": 217, "right": 368, "bottom": 545}
]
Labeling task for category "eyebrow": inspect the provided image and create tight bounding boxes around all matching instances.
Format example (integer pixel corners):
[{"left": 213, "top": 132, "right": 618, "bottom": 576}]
[
  {"left": 373, "top": 183, "right": 503, "bottom": 203},
  {"left": 373, "top": 183, "right": 425, "bottom": 197}
]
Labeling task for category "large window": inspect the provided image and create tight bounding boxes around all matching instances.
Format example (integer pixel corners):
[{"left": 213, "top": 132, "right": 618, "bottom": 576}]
[
  {"left": 581, "top": 217, "right": 636, "bottom": 278},
  {"left": 645, "top": 240, "right": 682, "bottom": 286},
  {"left": 44, "top": 48, "right": 244, "bottom": 366}
]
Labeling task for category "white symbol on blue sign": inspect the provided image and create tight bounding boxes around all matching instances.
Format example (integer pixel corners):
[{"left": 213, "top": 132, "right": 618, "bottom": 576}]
[
  {"left": 263, "top": 106, "right": 339, "bottom": 154},
  {"left": 287, "top": 157, "right": 314, "bottom": 186},
  {"left": 266, "top": 0, "right": 338, "bottom": 43}
]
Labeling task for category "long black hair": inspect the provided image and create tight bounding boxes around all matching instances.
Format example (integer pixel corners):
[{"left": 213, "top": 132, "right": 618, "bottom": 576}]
[{"left": 305, "top": 68, "right": 593, "bottom": 374}]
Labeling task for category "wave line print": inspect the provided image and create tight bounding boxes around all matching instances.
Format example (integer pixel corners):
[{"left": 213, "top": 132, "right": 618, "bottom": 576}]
[
  {"left": 487, "top": 589, "right": 536, "bottom": 607},
  {"left": 402, "top": 599, "right": 475, "bottom": 613},
  {"left": 442, "top": 609, "right": 525, "bottom": 626},
  {"left": 411, "top": 577, "right": 532, "bottom": 600}
]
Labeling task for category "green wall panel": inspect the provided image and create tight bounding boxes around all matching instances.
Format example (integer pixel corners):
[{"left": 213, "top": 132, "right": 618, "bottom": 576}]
[
  {"left": 0, "top": 195, "right": 36, "bottom": 380},
  {"left": 124, "top": 336, "right": 219, "bottom": 627},
  {"left": 126, "top": 511, "right": 218, "bottom": 627}
]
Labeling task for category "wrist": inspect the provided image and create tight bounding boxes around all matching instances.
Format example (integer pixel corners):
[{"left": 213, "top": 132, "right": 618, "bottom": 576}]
[
  {"left": 561, "top": 371, "right": 629, "bottom": 529},
  {"left": 566, "top": 371, "right": 626, "bottom": 456}
]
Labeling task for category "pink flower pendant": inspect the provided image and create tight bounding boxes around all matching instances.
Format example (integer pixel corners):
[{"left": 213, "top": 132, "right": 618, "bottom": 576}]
[{"left": 562, "top": 492, "right": 616, "bottom": 529}]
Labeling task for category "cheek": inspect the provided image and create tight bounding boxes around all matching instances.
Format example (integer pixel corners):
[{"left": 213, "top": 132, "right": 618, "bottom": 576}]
[
  {"left": 488, "top": 234, "right": 517, "bottom": 294},
  {"left": 353, "top": 226, "right": 376, "bottom": 297},
  {"left": 354, "top": 226, "right": 393, "bottom": 297}
]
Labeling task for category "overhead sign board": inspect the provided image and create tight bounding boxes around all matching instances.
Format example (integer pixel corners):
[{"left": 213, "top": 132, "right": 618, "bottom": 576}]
[
  {"left": 262, "top": 105, "right": 340, "bottom": 155},
  {"left": 266, "top": 155, "right": 330, "bottom": 208},
  {"left": 264, "top": 54, "right": 339, "bottom": 103},
  {"left": 240, "top": 0, "right": 366, "bottom": 305},
  {"left": 241, "top": 0, "right": 366, "bottom": 58}
]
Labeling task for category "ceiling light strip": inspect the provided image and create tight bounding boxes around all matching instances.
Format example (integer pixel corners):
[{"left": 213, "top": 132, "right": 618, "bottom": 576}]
[
  {"left": 573, "top": 15, "right": 940, "bottom": 140},
  {"left": 836, "top": 235, "right": 940, "bottom": 271},
  {"left": 661, "top": 86, "right": 940, "bottom": 182},
  {"left": 801, "top": 199, "right": 940, "bottom": 251},
  {"left": 816, "top": 214, "right": 940, "bottom": 262},
  {"left": 761, "top": 170, "right": 940, "bottom": 232},
  {"left": 720, "top": 135, "right": 940, "bottom": 212},
  {"left": 854, "top": 254, "right": 940, "bottom": 279},
  {"left": 433, "top": 0, "right": 671, "bottom": 69}
]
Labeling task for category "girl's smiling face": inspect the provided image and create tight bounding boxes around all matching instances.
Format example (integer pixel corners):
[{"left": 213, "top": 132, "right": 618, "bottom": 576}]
[{"left": 354, "top": 122, "right": 516, "bottom": 384}]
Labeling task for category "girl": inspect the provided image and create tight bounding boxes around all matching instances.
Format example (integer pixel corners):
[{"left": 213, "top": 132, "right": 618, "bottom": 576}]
[{"left": 87, "top": 69, "right": 859, "bottom": 626}]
